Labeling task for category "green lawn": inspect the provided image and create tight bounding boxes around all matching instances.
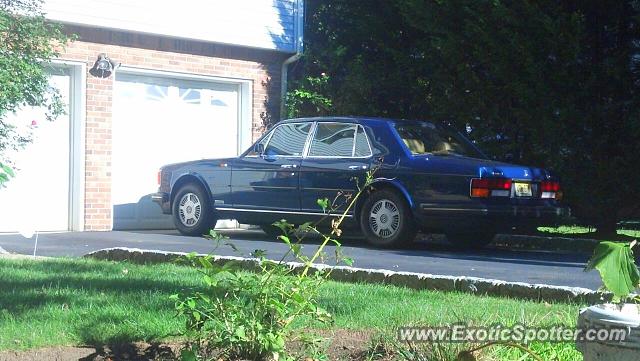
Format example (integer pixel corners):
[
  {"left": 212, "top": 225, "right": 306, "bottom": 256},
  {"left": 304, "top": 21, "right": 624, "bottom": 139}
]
[
  {"left": 538, "top": 225, "right": 640, "bottom": 238},
  {"left": 0, "top": 257, "right": 584, "bottom": 360}
]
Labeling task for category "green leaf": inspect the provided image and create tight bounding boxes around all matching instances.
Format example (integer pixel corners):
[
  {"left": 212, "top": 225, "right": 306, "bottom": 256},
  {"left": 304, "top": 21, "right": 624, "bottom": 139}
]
[
  {"left": 187, "top": 299, "right": 196, "bottom": 309},
  {"left": 317, "top": 198, "right": 329, "bottom": 212},
  {"left": 291, "top": 244, "right": 302, "bottom": 257},
  {"left": 297, "top": 221, "right": 314, "bottom": 233},
  {"left": 0, "top": 163, "right": 14, "bottom": 177},
  {"left": 224, "top": 242, "right": 239, "bottom": 253},
  {"left": 180, "top": 348, "right": 198, "bottom": 361},
  {"left": 234, "top": 325, "right": 247, "bottom": 340},
  {"left": 203, "top": 275, "right": 216, "bottom": 287},
  {"left": 278, "top": 235, "right": 291, "bottom": 245},
  {"left": 585, "top": 241, "right": 640, "bottom": 299},
  {"left": 197, "top": 256, "right": 213, "bottom": 270}
]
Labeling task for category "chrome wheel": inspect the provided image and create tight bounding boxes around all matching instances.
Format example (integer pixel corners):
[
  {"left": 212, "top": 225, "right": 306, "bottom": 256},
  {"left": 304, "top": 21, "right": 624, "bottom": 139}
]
[
  {"left": 178, "top": 192, "right": 202, "bottom": 227},
  {"left": 368, "top": 199, "right": 400, "bottom": 238}
]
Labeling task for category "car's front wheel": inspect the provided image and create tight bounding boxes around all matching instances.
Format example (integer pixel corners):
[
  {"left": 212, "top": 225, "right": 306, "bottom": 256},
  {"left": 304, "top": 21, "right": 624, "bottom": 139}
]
[
  {"left": 359, "top": 190, "right": 417, "bottom": 248},
  {"left": 172, "top": 183, "right": 218, "bottom": 236}
]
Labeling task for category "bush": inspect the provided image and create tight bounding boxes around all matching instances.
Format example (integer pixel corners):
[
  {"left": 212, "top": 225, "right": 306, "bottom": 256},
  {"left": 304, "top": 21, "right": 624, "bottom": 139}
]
[{"left": 171, "top": 172, "right": 372, "bottom": 361}]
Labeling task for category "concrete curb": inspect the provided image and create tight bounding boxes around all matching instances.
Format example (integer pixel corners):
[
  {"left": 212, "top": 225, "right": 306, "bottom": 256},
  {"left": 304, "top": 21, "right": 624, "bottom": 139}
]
[{"left": 85, "top": 247, "right": 608, "bottom": 304}]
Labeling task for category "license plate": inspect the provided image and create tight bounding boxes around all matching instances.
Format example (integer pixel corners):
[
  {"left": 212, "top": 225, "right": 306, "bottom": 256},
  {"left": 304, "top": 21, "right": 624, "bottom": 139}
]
[{"left": 514, "top": 182, "right": 532, "bottom": 197}]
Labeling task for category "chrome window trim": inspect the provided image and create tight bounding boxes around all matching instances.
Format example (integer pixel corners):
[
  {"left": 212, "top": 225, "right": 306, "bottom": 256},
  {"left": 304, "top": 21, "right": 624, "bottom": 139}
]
[
  {"left": 351, "top": 124, "right": 358, "bottom": 156},
  {"left": 355, "top": 124, "right": 374, "bottom": 157},
  {"left": 244, "top": 120, "right": 373, "bottom": 160},
  {"left": 215, "top": 206, "right": 353, "bottom": 218},
  {"left": 301, "top": 121, "right": 317, "bottom": 158}
]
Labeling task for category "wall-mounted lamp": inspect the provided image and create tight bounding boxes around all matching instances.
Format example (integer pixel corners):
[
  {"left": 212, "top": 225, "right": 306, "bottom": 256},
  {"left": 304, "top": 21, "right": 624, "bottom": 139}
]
[{"left": 89, "top": 53, "right": 120, "bottom": 78}]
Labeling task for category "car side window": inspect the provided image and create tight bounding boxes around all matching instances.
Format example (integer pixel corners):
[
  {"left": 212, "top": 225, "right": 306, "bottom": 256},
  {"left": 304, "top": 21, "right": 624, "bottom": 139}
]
[
  {"left": 263, "top": 123, "right": 311, "bottom": 157},
  {"left": 354, "top": 125, "right": 372, "bottom": 157},
  {"left": 308, "top": 123, "right": 357, "bottom": 157}
]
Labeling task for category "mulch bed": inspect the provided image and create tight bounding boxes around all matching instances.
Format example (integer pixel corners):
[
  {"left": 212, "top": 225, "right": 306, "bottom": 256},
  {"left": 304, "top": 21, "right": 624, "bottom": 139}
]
[{"left": 0, "top": 330, "right": 394, "bottom": 361}]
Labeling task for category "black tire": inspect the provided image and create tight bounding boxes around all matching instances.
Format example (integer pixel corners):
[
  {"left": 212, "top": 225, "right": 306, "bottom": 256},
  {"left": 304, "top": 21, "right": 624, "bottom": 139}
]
[
  {"left": 359, "top": 189, "right": 417, "bottom": 248},
  {"left": 260, "top": 224, "right": 282, "bottom": 238},
  {"left": 172, "top": 183, "right": 218, "bottom": 236},
  {"left": 445, "top": 232, "right": 495, "bottom": 249}
]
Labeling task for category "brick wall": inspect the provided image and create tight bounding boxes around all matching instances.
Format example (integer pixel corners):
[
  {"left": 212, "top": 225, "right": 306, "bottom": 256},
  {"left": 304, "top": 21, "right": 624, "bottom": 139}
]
[{"left": 60, "top": 27, "right": 286, "bottom": 230}]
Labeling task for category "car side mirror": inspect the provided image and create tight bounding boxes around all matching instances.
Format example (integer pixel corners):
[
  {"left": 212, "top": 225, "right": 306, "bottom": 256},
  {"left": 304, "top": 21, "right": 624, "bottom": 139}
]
[{"left": 254, "top": 143, "right": 265, "bottom": 156}]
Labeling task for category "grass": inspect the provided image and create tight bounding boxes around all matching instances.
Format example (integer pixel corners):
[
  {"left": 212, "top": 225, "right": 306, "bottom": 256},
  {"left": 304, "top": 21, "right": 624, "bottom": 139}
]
[
  {"left": 0, "top": 257, "right": 584, "bottom": 360},
  {"left": 538, "top": 225, "right": 640, "bottom": 239}
]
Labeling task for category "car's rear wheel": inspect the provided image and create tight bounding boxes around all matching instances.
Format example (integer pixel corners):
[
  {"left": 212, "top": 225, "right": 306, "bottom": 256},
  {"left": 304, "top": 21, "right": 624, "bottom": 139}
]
[
  {"left": 445, "top": 232, "right": 495, "bottom": 249},
  {"left": 260, "top": 224, "right": 282, "bottom": 238},
  {"left": 173, "top": 183, "right": 218, "bottom": 236},
  {"left": 359, "top": 190, "right": 417, "bottom": 248}
]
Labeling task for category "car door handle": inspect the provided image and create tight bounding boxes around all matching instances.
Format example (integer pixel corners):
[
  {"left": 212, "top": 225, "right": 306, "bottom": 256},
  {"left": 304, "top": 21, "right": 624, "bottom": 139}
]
[
  {"left": 348, "top": 165, "right": 368, "bottom": 170},
  {"left": 280, "top": 164, "right": 298, "bottom": 169}
]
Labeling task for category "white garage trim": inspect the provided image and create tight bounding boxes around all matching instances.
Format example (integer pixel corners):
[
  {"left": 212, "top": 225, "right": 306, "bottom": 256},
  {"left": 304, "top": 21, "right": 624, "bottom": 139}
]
[{"left": 53, "top": 60, "right": 87, "bottom": 231}]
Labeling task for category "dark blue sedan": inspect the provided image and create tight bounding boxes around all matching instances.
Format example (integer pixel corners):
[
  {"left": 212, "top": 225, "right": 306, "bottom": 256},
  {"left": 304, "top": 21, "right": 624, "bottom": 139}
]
[{"left": 152, "top": 117, "right": 569, "bottom": 248}]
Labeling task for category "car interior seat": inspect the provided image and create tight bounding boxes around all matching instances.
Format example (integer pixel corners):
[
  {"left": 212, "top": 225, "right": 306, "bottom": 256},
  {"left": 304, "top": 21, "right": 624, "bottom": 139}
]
[
  {"left": 402, "top": 138, "right": 426, "bottom": 154},
  {"left": 434, "top": 140, "right": 453, "bottom": 153}
]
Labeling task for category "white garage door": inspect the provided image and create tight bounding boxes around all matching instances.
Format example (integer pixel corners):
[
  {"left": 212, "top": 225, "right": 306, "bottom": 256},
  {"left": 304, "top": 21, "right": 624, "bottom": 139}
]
[
  {"left": 0, "top": 72, "right": 72, "bottom": 232},
  {"left": 113, "top": 73, "right": 240, "bottom": 229}
]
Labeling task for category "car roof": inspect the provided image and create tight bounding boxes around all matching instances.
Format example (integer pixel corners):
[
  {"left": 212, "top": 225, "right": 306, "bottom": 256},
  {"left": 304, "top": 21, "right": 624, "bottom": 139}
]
[{"left": 279, "top": 116, "right": 441, "bottom": 126}]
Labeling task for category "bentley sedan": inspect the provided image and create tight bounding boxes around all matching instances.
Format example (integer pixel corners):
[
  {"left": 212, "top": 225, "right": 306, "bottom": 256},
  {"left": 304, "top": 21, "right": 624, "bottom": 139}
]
[{"left": 152, "top": 117, "right": 569, "bottom": 248}]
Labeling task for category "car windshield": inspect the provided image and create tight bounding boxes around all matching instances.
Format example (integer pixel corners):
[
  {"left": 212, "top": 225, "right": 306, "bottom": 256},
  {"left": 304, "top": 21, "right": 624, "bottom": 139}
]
[{"left": 393, "top": 121, "right": 485, "bottom": 158}]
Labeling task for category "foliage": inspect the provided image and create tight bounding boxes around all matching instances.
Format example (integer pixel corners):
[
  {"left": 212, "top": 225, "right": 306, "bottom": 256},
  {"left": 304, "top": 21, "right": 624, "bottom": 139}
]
[
  {"left": 171, "top": 172, "right": 374, "bottom": 360},
  {"left": 288, "top": 0, "right": 640, "bottom": 231},
  {"left": 285, "top": 73, "right": 333, "bottom": 119},
  {"left": 585, "top": 240, "right": 640, "bottom": 301},
  {"left": 359, "top": 331, "right": 578, "bottom": 361},
  {"left": 0, "top": 0, "right": 71, "bottom": 185},
  {"left": 0, "top": 161, "right": 14, "bottom": 186}
]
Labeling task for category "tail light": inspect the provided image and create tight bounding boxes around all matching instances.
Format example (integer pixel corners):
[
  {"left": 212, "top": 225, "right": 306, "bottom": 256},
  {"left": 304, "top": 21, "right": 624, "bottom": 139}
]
[
  {"left": 470, "top": 178, "right": 512, "bottom": 198},
  {"left": 541, "top": 180, "right": 562, "bottom": 200},
  {"left": 157, "top": 170, "right": 161, "bottom": 186}
]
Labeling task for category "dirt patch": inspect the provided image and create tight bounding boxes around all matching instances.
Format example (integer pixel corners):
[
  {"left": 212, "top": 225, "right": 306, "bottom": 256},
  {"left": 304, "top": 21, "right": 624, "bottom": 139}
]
[
  {"left": 0, "top": 346, "right": 95, "bottom": 361},
  {"left": 0, "top": 330, "right": 391, "bottom": 361}
]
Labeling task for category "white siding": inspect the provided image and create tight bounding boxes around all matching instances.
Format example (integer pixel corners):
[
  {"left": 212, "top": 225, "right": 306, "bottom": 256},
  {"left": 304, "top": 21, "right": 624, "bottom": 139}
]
[{"left": 43, "top": 0, "right": 303, "bottom": 52}]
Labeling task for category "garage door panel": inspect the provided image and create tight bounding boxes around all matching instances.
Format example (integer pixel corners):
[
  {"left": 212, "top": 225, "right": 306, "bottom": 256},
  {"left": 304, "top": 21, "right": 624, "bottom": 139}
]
[
  {"left": 0, "top": 74, "right": 71, "bottom": 232},
  {"left": 113, "top": 73, "right": 240, "bottom": 230}
]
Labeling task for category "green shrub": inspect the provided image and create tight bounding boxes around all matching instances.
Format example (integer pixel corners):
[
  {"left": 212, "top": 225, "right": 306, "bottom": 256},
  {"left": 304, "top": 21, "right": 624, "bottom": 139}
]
[{"left": 171, "top": 172, "right": 373, "bottom": 360}]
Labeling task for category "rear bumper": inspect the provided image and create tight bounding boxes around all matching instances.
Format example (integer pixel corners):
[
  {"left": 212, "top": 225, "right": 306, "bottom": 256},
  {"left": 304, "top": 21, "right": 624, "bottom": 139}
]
[
  {"left": 151, "top": 192, "right": 172, "bottom": 214},
  {"left": 417, "top": 202, "right": 570, "bottom": 231}
]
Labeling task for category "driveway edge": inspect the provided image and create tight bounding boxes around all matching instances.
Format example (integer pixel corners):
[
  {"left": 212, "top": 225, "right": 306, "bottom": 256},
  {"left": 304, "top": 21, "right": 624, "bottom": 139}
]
[
  {"left": 493, "top": 234, "right": 599, "bottom": 253},
  {"left": 85, "top": 247, "right": 606, "bottom": 304}
]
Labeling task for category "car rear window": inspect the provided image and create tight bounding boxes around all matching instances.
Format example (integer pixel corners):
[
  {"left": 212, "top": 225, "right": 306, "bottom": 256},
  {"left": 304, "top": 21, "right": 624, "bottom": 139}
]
[{"left": 393, "top": 121, "right": 484, "bottom": 158}]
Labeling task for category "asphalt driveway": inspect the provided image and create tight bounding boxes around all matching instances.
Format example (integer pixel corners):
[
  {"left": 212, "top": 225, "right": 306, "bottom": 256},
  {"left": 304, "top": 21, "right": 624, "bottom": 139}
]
[{"left": 0, "top": 229, "right": 601, "bottom": 290}]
